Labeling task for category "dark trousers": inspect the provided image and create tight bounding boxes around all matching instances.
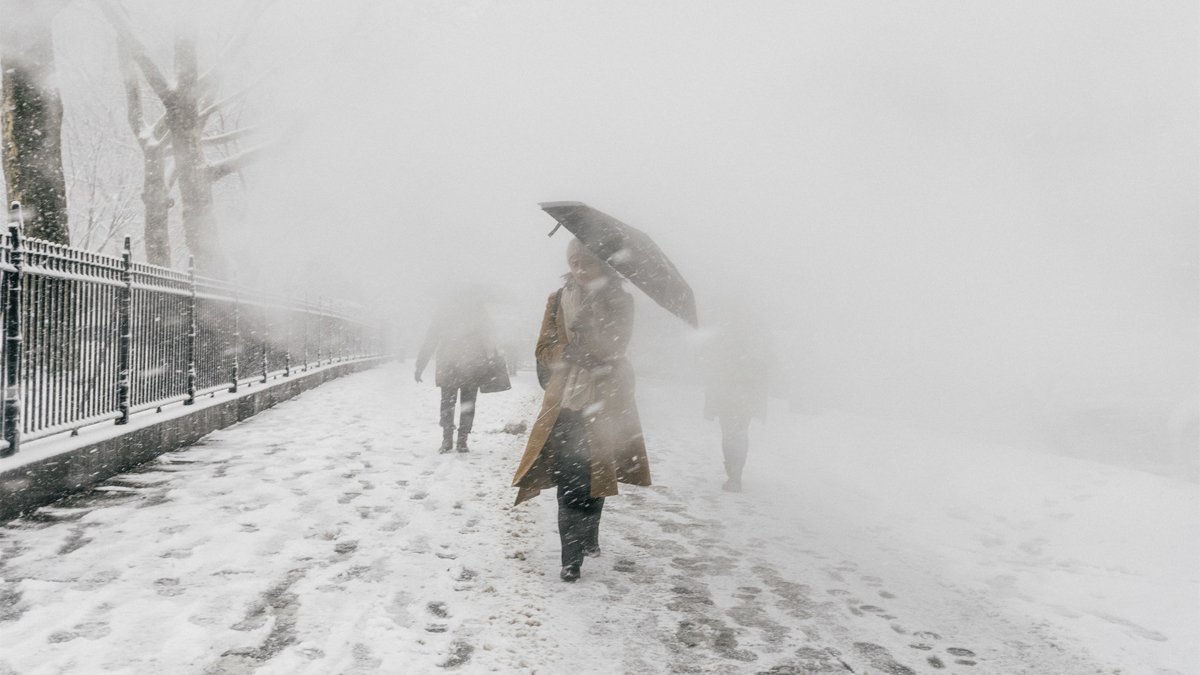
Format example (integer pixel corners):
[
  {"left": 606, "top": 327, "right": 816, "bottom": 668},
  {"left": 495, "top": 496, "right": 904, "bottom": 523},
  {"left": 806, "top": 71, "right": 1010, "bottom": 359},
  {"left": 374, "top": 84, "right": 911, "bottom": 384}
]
[
  {"left": 719, "top": 413, "right": 751, "bottom": 480},
  {"left": 439, "top": 386, "right": 478, "bottom": 433},
  {"left": 552, "top": 410, "right": 604, "bottom": 568}
]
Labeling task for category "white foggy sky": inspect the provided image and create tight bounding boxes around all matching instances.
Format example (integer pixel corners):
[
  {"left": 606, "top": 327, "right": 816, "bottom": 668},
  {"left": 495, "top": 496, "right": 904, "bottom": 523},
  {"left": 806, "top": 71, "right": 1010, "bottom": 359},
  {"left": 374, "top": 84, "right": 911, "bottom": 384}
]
[
  {"left": 235, "top": 0, "right": 1197, "bottom": 416},
  {"left": 23, "top": 0, "right": 1200, "bottom": 428}
]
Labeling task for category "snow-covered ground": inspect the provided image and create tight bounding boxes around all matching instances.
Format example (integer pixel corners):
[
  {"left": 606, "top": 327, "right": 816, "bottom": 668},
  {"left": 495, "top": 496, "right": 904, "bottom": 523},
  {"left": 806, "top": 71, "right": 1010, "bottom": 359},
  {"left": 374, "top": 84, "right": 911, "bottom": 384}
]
[{"left": 0, "top": 363, "right": 1194, "bottom": 674}]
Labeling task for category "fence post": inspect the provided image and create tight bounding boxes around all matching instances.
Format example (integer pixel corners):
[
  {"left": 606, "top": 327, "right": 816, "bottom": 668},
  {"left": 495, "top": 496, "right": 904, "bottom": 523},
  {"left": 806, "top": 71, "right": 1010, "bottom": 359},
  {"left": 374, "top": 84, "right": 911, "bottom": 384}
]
[
  {"left": 315, "top": 299, "right": 323, "bottom": 366},
  {"left": 116, "top": 236, "right": 132, "bottom": 425},
  {"left": 261, "top": 320, "right": 268, "bottom": 384},
  {"left": 229, "top": 287, "right": 239, "bottom": 393},
  {"left": 2, "top": 206, "right": 24, "bottom": 457},
  {"left": 184, "top": 257, "right": 197, "bottom": 405},
  {"left": 381, "top": 319, "right": 388, "bottom": 360},
  {"left": 284, "top": 316, "right": 291, "bottom": 377}
]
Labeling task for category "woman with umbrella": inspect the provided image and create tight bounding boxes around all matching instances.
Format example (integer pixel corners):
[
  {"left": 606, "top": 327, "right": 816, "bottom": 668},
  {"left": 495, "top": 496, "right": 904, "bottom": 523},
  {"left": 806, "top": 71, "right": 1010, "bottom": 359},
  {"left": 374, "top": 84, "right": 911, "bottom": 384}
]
[{"left": 511, "top": 238, "right": 651, "bottom": 582}]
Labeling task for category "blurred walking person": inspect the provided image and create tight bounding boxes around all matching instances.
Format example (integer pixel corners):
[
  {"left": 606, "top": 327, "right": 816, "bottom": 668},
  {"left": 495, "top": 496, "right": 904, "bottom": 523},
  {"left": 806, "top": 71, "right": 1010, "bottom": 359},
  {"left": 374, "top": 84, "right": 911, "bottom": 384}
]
[
  {"left": 415, "top": 291, "right": 496, "bottom": 453},
  {"left": 512, "top": 239, "right": 651, "bottom": 582},
  {"left": 701, "top": 306, "right": 776, "bottom": 492}
]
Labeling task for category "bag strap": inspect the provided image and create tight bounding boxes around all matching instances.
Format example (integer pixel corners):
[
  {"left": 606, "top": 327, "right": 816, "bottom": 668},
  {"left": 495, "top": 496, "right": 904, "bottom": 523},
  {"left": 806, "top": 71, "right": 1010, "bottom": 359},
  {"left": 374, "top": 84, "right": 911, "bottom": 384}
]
[{"left": 550, "top": 287, "right": 564, "bottom": 328}]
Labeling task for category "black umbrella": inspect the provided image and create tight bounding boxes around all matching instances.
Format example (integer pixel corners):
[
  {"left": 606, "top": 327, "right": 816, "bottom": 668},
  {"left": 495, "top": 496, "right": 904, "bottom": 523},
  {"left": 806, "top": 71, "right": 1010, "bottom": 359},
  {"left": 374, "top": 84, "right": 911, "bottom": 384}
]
[{"left": 540, "top": 201, "right": 698, "bottom": 328}]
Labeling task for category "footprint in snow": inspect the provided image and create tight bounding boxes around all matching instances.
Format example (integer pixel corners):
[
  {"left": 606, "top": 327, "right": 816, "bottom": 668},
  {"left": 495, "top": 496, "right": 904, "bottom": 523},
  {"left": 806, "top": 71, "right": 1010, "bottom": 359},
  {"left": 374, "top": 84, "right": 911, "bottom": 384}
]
[
  {"left": 948, "top": 647, "right": 978, "bottom": 666},
  {"left": 905, "top": 633, "right": 978, "bottom": 667},
  {"left": 439, "top": 640, "right": 474, "bottom": 669},
  {"left": 852, "top": 642, "right": 916, "bottom": 675},
  {"left": 154, "top": 578, "right": 184, "bottom": 596}
]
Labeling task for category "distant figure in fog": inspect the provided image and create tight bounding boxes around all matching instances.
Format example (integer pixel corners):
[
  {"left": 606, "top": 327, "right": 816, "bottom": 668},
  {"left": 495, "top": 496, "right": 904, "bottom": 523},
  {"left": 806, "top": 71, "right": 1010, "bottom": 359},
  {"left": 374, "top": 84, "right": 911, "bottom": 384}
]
[
  {"left": 511, "top": 239, "right": 651, "bottom": 582},
  {"left": 501, "top": 339, "right": 521, "bottom": 376},
  {"left": 700, "top": 306, "right": 776, "bottom": 492},
  {"left": 415, "top": 293, "right": 496, "bottom": 453}
]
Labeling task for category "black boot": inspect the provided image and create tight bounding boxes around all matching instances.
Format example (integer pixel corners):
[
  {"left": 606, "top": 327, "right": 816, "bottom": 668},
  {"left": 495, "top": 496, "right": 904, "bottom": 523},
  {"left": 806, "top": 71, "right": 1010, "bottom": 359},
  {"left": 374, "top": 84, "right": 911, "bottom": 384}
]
[
  {"left": 455, "top": 429, "right": 470, "bottom": 453},
  {"left": 560, "top": 564, "right": 581, "bottom": 582},
  {"left": 438, "top": 427, "right": 454, "bottom": 454},
  {"left": 583, "top": 501, "right": 603, "bottom": 557},
  {"left": 558, "top": 508, "right": 585, "bottom": 582}
]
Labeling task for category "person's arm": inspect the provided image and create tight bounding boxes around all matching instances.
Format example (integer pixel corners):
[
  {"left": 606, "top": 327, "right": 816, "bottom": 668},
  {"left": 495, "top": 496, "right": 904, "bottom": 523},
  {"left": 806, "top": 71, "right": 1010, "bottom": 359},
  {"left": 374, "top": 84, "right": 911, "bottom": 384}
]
[
  {"left": 563, "top": 290, "right": 633, "bottom": 367},
  {"left": 534, "top": 291, "right": 565, "bottom": 369},
  {"left": 414, "top": 314, "right": 440, "bottom": 382}
]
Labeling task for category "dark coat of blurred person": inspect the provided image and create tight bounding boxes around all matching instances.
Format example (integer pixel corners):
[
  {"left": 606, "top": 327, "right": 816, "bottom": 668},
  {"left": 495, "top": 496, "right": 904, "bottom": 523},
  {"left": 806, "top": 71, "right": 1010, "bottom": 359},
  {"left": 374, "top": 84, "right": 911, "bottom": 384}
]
[
  {"left": 415, "top": 294, "right": 495, "bottom": 453},
  {"left": 700, "top": 306, "right": 776, "bottom": 492}
]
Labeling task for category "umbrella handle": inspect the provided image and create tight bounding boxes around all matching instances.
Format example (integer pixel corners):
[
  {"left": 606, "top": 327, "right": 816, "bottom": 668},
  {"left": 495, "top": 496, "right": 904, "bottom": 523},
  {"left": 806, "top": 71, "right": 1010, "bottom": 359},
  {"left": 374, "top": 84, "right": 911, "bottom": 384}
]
[{"left": 547, "top": 223, "right": 562, "bottom": 237}]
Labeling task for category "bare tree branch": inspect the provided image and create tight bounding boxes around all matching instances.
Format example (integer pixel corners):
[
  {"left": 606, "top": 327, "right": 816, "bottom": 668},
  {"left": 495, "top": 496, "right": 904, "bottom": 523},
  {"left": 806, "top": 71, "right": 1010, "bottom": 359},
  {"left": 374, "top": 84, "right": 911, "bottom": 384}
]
[
  {"left": 197, "top": 0, "right": 277, "bottom": 89},
  {"left": 117, "top": 41, "right": 149, "bottom": 145},
  {"left": 198, "top": 66, "right": 278, "bottom": 124},
  {"left": 202, "top": 126, "right": 258, "bottom": 146},
  {"left": 207, "top": 142, "right": 273, "bottom": 182},
  {"left": 174, "top": 35, "right": 198, "bottom": 93},
  {"left": 97, "top": 1, "right": 173, "bottom": 102}
]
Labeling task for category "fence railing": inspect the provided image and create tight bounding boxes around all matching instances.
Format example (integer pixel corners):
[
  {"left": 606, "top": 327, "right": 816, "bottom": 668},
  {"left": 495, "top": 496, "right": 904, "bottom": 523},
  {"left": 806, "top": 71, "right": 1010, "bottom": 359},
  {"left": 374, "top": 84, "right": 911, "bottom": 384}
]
[{"left": 0, "top": 207, "right": 384, "bottom": 457}]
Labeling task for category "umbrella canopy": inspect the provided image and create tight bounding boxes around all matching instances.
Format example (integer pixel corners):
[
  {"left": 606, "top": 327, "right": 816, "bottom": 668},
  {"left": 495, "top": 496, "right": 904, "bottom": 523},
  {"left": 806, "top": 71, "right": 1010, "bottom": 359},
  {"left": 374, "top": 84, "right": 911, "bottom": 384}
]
[{"left": 540, "top": 201, "right": 698, "bottom": 328}]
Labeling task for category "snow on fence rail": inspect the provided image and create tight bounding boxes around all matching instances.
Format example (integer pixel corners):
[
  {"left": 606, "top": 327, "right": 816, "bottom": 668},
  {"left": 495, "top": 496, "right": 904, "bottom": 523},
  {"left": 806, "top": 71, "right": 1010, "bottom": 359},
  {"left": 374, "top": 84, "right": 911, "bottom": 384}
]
[{"left": 0, "top": 211, "right": 383, "bottom": 457}]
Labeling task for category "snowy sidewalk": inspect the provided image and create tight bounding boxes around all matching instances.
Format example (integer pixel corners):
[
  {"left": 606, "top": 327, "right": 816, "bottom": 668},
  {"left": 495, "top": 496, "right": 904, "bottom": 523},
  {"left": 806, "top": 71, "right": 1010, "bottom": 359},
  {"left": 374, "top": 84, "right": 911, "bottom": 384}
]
[{"left": 0, "top": 364, "right": 1193, "bottom": 674}]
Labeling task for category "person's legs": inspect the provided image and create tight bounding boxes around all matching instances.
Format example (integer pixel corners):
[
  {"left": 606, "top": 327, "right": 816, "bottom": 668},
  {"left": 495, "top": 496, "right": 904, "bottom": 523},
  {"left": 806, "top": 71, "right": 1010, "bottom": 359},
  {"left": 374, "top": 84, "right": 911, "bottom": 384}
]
[
  {"left": 456, "top": 387, "right": 478, "bottom": 452},
  {"left": 438, "top": 387, "right": 456, "bottom": 453},
  {"left": 553, "top": 411, "right": 601, "bottom": 580},
  {"left": 583, "top": 497, "right": 604, "bottom": 556},
  {"left": 720, "top": 413, "right": 750, "bottom": 491}
]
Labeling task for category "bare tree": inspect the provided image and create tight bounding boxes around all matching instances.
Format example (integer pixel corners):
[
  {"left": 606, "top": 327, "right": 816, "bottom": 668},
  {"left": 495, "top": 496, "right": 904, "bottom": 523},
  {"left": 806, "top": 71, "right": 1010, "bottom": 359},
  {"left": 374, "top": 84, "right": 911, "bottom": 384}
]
[
  {"left": 1, "top": 0, "right": 72, "bottom": 243},
  {"left": 98, "top": 0, "right": 276, "bottom": 276},
  {"left": 62, "top": 114, "right": 139, "bottom": 254}
]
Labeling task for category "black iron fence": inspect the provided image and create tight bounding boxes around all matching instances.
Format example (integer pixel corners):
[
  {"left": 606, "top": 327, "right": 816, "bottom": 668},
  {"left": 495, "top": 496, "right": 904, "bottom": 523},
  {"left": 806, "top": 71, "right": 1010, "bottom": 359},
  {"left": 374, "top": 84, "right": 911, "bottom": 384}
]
[{"left": 0, "top": 210, "right": 383, "bottom": 457}]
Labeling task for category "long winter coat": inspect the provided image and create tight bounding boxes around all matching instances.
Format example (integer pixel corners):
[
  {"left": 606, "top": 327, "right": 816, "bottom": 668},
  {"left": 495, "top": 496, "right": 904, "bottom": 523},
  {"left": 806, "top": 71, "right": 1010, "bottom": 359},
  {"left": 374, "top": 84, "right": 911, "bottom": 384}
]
[
  {"left": 511, "top": 284, "right": 651, "bottom": 505},
  {"left": 415, "top": 305, "right": 492, "bottom": 389},
  {"left": 700, "top": 325, "right": 775, "bottom": 422}
]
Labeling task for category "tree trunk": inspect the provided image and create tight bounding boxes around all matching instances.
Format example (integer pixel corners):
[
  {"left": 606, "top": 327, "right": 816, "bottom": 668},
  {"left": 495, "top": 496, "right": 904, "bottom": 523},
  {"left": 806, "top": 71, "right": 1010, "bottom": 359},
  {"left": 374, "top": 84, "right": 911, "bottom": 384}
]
[
  {"left": 0, "top": 4, "right": 69, "bottom": 244},
  {"left": 141, "top": 146, "right": 171, "bottom": 266},
  {"left": 118, "top": 39, "right": 171, "bottom": 266},
  {"left": 167, "top": 37, "right": 225, "bottom": 277},
  {"left": 173, "top": 128, "right": 223, "bottom": 275}
]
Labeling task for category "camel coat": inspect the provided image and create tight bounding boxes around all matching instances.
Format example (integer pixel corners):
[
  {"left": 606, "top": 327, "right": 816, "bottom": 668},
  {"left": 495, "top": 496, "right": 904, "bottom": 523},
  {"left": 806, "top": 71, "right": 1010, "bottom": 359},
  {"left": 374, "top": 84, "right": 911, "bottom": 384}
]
[{"left": 511, "top": 285, "right": 651, "bottom": 505}]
